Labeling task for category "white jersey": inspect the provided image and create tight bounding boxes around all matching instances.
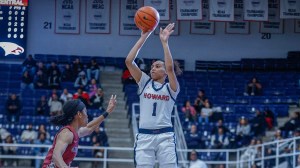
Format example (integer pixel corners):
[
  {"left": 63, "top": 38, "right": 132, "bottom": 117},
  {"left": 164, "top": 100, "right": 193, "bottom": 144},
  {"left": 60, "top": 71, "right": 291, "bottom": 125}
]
[{"left": 138, "top": 72, "right": 180, "bottom": 129}]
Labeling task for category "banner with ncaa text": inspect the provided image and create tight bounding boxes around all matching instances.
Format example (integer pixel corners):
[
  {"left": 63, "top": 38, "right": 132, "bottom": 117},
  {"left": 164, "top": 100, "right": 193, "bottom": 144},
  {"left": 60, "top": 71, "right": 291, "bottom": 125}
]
[
  {"left": 144, "top": 0, "right": 170, "bottom": 20},
  {"left": 176, "top": 0, "right": 202, "bottom": 20},
  {"left": 260, "top": 0, "right": 283, "bottom": 34},
  {"left": 191, "top": 0, "right": 214, "bottom": 35},
  {"left": 119, "top": 0, "right": 143, "bottom": 35},
  {"left": 295, "top": 20, "right": 300, "bottom": 33},
  {"left": 55, "top": 0, "right": 80, "bottom": 34},
  {"left": 280, "top": 0, "right": 300, "bottom": 19},
  {"left": 155, "top": 0, "right": 179, "bottom": 35},
  {"left": 209, "top": 0, "right": 234, "bottom": 21},
  {"left": 86, "top": 0, "right": 110, "bottom": 34},
  {"left": 244, "top": 0, "right": 268, "bottom": 21},
  {"left": 226, "top": 0, "right": 249, "bottom": 34}
]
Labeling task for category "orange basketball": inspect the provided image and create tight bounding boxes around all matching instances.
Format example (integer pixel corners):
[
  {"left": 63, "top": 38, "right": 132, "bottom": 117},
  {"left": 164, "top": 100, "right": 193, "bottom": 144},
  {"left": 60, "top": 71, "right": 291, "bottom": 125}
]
[{"left": 134, "top": 6, "right": 160, "bottom": 32}]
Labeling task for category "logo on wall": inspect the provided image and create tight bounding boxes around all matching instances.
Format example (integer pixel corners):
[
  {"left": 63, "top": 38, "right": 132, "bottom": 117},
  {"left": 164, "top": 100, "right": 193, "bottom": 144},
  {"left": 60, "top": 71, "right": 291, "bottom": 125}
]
[{"left": 0, "top": 42, "right": 24, "bottom": 56}]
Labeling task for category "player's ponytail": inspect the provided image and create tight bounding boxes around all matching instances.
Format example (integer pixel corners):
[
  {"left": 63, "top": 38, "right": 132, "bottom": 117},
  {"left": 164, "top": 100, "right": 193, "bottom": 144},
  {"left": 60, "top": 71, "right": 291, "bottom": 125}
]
[{"left": 50, "top": 100, "right": 86, "bottom": 126}]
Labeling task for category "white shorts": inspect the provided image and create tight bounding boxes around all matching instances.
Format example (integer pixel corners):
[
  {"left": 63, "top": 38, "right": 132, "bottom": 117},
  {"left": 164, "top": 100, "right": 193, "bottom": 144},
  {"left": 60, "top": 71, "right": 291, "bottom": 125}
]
[{"left": 134, "top": 132, "right": 177, "bottom": 167}]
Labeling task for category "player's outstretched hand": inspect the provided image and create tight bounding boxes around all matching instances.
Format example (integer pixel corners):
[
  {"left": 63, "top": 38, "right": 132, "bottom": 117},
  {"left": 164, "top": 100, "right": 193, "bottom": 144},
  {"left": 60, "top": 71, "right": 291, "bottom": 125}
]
[
  {"left": 106, "top": 95, "right": 117, "bottom": 114},
  {"left": 141, "top": 29, "right": 152, "bottom": 39},
  {"left": 160, "top": 23, "right": 175, "bottom": 43}
]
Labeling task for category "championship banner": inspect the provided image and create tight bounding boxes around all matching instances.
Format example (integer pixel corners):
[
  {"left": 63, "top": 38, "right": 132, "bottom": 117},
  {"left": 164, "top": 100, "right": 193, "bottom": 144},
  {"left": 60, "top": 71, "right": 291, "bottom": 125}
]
[
  {"left": 119, "top": 0, "right": 143, "bottom": 35},
  {"left": 55, "top": 0, "right": 80, "bottom": 34},
  {"left": 191, "top": 0, "right": 215, "bottom": 34},
  {"left": 260, "top": 0, "right": 283, "bottom": 34},
  {"left": 280, "top": 0, "right": 300, "bottom": 19},
  {"left": 226, "top": 0, "right": 249, "bottom": 34},
  {"left": 209, "top": 0, "right": 234, "bottom": 21},
  {"left": 155, "top": 0, "right": 179, "bottom": 35},
  {"left": 176, "top": 0, "right": 202, "bottom": 20},
  {"left": 295, "top": 20, "right": 300, "bottom": 33},
  {"left": 144, "top": 0, "right": 170, "bottom": 20},
  {"left": 85, "top": 0, "right": 110, "bottom": 34},
  {"left": 244, "top": 0, "right": 268, "bottom": 21},
  {"left": 0, "top": 0, "right": 28, "bottom": 6}
]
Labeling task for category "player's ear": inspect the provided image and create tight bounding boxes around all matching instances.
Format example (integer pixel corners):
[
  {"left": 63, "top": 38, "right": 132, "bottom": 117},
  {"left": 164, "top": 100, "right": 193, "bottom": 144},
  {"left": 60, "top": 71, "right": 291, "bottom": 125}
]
[{"left": 77, "top": 111, "right": 82, "bottom": 118}]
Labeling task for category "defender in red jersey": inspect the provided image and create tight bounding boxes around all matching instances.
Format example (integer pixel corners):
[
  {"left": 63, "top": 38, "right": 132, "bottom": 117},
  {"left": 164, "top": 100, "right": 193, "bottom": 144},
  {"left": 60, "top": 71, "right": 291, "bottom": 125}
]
[{"left": 43, "top": 95, "right": 117, "bottom": 168}]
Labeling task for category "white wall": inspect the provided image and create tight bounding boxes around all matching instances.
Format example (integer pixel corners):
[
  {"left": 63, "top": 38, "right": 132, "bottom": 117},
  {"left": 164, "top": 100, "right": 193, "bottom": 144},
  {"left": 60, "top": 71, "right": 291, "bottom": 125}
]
[{"left": 27, "top": 0, "right": 300, "bottom": 70}]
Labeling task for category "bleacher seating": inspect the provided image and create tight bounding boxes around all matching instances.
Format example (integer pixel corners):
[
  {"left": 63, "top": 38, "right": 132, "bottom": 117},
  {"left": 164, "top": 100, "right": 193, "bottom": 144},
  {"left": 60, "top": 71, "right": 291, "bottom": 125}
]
[{"left": 124, "top": 66, "right": 300, "bottom": 149}]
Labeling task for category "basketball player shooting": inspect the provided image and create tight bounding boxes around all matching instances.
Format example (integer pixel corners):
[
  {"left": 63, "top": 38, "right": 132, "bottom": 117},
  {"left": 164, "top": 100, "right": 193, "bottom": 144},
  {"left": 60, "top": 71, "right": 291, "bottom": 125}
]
[
  {"left": 125, "top": 23, "right": 182, "bottom": 168},
  {"left": 42, "top": 95, "right": 117, "bottom": 168}
]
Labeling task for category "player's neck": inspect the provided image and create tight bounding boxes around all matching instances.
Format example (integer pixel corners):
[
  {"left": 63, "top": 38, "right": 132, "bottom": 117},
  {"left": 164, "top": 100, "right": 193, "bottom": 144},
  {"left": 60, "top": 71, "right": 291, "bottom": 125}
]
[
  {"left": 69, "top": 121, "right": 80, "bottom": 133},
  {"left": 154, "top": 78, "right": 165, "bottom": 84}
]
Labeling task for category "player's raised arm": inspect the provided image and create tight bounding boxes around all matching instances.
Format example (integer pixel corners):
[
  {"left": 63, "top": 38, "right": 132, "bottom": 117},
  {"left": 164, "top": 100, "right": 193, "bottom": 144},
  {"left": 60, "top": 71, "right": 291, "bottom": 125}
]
[
  {"left": 78, "top": 95, "right": 117, "bottom": 138},
  {"left": 159, "top": 23, "right": 179, "bottom": 92},
  {"left": 125, "top": 31, "right": 152, "bottom": 83}
]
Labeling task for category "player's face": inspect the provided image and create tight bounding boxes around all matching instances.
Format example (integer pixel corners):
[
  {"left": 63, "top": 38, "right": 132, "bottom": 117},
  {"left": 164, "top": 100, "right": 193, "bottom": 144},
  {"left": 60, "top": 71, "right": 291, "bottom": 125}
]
[
  {"left": 150, "top": 61, "right": 166, "bottom": 80},
  {"left": 78, "top": 108, "right": 88, "bottom": 127}
]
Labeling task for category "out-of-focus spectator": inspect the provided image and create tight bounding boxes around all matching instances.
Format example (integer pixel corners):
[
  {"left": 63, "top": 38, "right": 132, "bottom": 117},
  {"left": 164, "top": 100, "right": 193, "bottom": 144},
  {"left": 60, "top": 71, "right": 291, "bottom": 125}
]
[
  {"left": 91, "top": 127, "right": 108, "bottom": 147},
  {"left": 211, "top": 119, "right": 230, "bottom": 135},
  {"left": 2, "top": 135, "right": 17, "bottom": 166},
  {"left": 36, "top": 61, "right": 47, "bottom": 75},
  {"left": 48, "top": 94, "right": 62, "bottom": 116},
  {"left": 74, "top": 71, "right": 88, "bottom": 90},
  {"left": 47, "top": 61, "right": 61, "bottom": 77},
  {"left": 6, "top": 93, "right": 22, "bottom": 122},
  {"left": 181, "top": 100, "right": 197, "bottom": 122},
  {"left": 87, "top": 58, "right": 100, "bottom": 81},
  {"left": 21, "top": 124, "right": 37, "bottom": 143},
  {"left": 91, "top": 135, "right": 105, "bottom": 168},
  {"left": 34, "top": 133, "right": 51, "bottom": 168},
  {"left": 211, "top": 127, "right": 229, "bottom": 149},
  {"left": 250, "top": 110, "right": 266, "bottom": 137},
  {"left": 72, "top": 58, "right": 84, "bottom": 77},
  {"left": 264, "top": 109, "right": 275, "bottom": 130},
  {"left": 185, "top": 124, "right": 202, "bottom": 149},
  {"left": 194, "top": 90, "right": 206, "bottom": 114},
  {"left": 36, "top": 95, "right": 49, "bottom": 115},
  {"left": 199, "top": 99, "right": 213, "bottom": 124},
  {"left": 240, "top": 138, "right": 257, "bottom": 168},
  {"left": 22, "top": 54, "right": 36, "bottom": 76},
  {"left": 21, "top": 70, "right": 34, "bottom": 91},
  {"left": 37, "top": 124, "right": 50, "bottom": 140},
  {"left": 189, "top": 150, "right": 207, "bottom": 168},
  {"left": 90, "top": 88, "right": 104, "bottom": 110},
  {"left": 73, "top": 88, "right": 91, "bottom": 107},
  {"left": 34, "top": 69, "right": 48, "bottom": 89},
  {"left": 48, "top": 69, "right": 61, "bottom": 89},
  {"left": 0, "top": 128, "right": 11, "bottom": 141},
  {"left": 89, "top": 79, "right": 101, "bottom": 98},
  {"left": 244, "top": 77, "right": 262, "bottom": 96},
  {"left": 121, "top": 67, "right": 135, "bottom": 85},
  {"left": 236, "top": 117, "right": 251, "bottom": 147},
  {"left": 296, "top": 154, "right": 300, "bottom": 168},
  {"left": 280, "top": 111, "right": 300, "bottom": 135},
  {"left": 61, "top": 63, "right": 74, "bottom": 82},
  {"left": 60, "top": 88, "right": 73, "bottom": 104}
]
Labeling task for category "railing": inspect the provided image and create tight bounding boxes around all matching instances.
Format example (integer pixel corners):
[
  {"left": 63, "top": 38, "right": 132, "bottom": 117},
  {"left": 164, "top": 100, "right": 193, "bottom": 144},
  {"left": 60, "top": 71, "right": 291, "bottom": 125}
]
[
  {"left": 131, "top": 103, "right": 188, "bottom": 167},
  {"left": 0, "top": 136, "right": 300, "bottom": 168}
]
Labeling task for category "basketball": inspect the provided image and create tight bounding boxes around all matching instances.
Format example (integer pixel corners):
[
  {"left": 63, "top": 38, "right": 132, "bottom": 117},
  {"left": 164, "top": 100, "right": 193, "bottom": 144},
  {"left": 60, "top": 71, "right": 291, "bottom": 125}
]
[{"left": 134, "top": 6, "right": 160, "bottom": 32}]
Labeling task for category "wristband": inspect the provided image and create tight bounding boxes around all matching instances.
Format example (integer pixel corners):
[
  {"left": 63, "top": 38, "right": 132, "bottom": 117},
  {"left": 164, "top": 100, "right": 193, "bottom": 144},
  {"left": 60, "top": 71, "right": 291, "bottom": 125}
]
[{"left": 102, "top": 112, "right": 109, "bottom": 118}]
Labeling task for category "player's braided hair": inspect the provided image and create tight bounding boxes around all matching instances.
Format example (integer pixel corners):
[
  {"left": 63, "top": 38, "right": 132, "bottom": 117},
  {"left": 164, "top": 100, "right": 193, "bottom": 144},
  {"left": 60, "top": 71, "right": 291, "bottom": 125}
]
[{"left": 50, "top": 100, "right": 85, "bottom": 126}]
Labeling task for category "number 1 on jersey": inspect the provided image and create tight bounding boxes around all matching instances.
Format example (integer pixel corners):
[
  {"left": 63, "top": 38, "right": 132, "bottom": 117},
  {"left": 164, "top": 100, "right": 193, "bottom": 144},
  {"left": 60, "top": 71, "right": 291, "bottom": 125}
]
[{"left": 152, "top": 102, "right": 157, "bottom": 116}]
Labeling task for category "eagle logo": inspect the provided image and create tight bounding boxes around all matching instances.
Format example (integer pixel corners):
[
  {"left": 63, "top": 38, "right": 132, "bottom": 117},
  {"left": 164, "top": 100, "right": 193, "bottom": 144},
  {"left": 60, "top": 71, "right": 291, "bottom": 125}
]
[{"left": 0, "top": 42, "right": 24, "bottom": 56}]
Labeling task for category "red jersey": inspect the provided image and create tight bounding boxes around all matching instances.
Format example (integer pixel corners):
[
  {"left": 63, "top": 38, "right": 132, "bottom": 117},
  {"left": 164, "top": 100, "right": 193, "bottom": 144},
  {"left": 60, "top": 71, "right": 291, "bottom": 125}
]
[{"left": 42, "top": 125, "right": 79, "bottom": 168}]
